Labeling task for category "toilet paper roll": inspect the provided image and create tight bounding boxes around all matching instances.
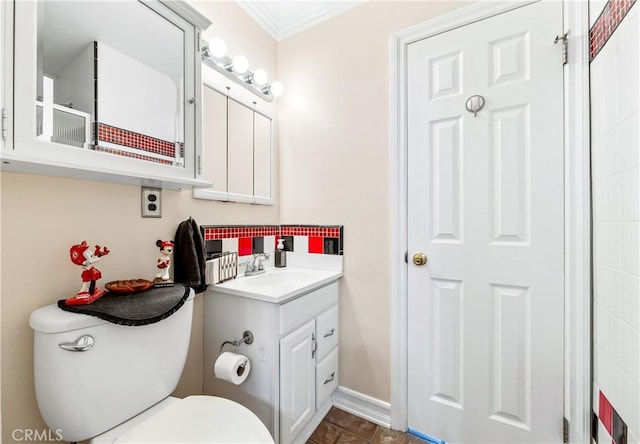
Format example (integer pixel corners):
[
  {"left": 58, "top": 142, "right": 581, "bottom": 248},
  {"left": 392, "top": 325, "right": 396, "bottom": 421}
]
[{"left": 214, "top": 352, "right": 251, "bottom": 385}]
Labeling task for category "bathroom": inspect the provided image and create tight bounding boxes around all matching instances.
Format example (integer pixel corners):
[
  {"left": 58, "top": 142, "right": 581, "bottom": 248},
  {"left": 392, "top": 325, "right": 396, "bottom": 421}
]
[{"left": 0, "top": 0, "right": 638, "bottom": 443}]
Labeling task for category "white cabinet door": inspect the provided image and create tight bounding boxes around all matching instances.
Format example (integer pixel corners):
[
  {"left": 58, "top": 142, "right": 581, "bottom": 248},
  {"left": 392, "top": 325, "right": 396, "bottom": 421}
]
[
  {"left": 227, "top": 98, "right": 254, "bottom": 197},
  {"left": 280, "top": 320, "right": 316, "bottom": 444},
  {"left": 201, "top": 86, "right": 227, "bottom": 192}
]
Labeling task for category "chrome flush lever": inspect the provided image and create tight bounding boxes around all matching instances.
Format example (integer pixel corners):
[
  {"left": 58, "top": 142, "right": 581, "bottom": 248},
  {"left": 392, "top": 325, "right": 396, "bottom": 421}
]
[{"left": 59, "top": 335, "right": 95, "bottom": 352}]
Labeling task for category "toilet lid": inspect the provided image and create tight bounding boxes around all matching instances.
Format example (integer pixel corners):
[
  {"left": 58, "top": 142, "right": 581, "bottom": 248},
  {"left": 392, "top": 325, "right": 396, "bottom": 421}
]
[{"left": 115, "top": 396, "right": 274, "bottom": 443}]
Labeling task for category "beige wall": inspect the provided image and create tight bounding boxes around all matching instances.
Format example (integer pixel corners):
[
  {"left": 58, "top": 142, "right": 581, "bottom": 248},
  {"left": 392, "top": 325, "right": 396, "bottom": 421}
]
[
  {"left": 277, "top": 1, "right": 469, "bottom": 402},
  {"left": 0, "top": 1, "right": 277, "bottom": 440}
]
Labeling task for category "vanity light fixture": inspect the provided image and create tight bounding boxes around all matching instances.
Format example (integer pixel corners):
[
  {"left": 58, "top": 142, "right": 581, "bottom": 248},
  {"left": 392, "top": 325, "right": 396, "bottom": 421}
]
[{"left": 201, "top": 37, "right": 282, "bottom": 102}]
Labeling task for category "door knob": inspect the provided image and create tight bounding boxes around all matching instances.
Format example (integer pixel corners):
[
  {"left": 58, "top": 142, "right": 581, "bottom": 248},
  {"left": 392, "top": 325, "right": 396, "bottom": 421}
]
[{"left": 412, "top": 252, "right": 428, "bottom": 266}]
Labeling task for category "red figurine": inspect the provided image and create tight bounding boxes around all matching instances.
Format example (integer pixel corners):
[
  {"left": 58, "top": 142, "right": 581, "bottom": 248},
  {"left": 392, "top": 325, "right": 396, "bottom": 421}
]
[
  {"left": 66, "top": 241, "right": 110, "bottom": 305},
  {"left": 155, "top": 240, "right": 174, "bottom": 285}
]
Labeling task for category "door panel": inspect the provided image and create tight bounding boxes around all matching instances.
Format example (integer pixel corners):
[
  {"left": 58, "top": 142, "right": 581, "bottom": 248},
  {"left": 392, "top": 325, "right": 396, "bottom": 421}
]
[{"left": 407, "top": 2, "right": 564, "bottom": 443}]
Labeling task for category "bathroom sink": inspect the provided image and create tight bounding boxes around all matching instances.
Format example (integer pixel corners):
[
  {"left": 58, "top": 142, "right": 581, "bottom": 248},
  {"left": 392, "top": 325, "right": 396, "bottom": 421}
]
[{"left": 211, "top": 267, "right": 342, "bottom": 303}]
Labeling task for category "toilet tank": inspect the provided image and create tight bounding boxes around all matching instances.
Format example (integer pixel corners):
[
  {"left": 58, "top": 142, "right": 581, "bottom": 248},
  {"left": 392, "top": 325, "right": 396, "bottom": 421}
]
[{"left": 29, "top": 290, "right": 194, "bottom": 443}]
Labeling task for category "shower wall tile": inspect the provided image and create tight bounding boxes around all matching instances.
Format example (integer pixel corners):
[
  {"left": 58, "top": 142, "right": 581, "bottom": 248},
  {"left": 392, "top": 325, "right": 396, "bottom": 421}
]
[{"left": 590, "top": 0, "right": 639, "bottom": 441}]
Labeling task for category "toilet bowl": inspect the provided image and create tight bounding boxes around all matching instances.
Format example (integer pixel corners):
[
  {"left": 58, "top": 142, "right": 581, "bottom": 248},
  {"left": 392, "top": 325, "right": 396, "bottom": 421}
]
[
  {"left": 91, "top": 396, "right": 273, "bottom": 443},
  {"left": 29, "top": 287, "right": 273, "bottom": 443}
]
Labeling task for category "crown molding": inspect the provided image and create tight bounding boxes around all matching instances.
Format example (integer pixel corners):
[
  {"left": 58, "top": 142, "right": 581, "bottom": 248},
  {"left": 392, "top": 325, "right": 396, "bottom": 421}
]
[{"left": 235, "top": 1, "right": 364, "bottom": 41}]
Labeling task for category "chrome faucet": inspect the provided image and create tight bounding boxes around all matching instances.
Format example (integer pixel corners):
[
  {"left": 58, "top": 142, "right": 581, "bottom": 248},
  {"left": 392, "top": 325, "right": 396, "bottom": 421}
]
[{"left": 243, "top": 253, "right": 270, "bottom": 276}]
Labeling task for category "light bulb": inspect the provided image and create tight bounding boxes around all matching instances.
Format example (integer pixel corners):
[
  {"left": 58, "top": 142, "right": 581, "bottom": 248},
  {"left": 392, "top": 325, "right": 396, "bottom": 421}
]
[
  {"left": 270, "top": 81, "right": 284, "bottom": 97},
  {"left": 232, "top": 55, "right": 249, "bottom": 74},
  {"left": 252, "top": 69, "right": 268, "bottom": 86},
  {"left": 208, "top": 37, "right": 227, "bottom": 58}
]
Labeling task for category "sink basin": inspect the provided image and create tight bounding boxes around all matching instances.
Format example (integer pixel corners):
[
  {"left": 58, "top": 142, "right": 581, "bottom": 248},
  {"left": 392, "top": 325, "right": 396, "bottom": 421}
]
[{"left": 211, "top": 267, "right": 342, "bottom": 303}]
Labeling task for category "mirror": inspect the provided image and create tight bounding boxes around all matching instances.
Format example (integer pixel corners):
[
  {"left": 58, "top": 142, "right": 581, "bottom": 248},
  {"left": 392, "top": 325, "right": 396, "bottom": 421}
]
[{"left": 36, "top": 1, "right": 186, "bottom": 168}]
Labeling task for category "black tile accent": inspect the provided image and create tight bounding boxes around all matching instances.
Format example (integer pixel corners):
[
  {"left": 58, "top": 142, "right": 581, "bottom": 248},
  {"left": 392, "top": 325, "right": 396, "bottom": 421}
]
[
  {"left": 205, "top": 239, "right": 222, "bottom": 259},
  {"left": 324, "top": 238, "right": 340, "bottom": 255},
  {"left": 339, "top": 226, "right": 344, "bottom": 255},
  {"left": 592, "top": 411, "right": 599, "bottom": 443},
  {"left": 252, "top": 237, "right": 264, "bottom": 254},
  {"left": 612, "top": 409, "right": 627, "bottom": 444},
  {"left": 283, "top": 236, "right": 294, "bottom": 252}
]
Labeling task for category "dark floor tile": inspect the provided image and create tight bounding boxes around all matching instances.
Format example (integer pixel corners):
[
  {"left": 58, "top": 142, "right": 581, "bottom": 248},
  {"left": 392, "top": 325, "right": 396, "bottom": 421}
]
[
  {"left": 310, "top": 422, "right": 341, "bottom": 444},
  {"left": 407, "top": 434, "right": 429, "bottom": 444},
  {"left": 310, "top": 422, "right": 370, "bottom": 444},
  {"left": 323, "top": 407, "right": 378, "bottom": 440},
  {"left": 372, "top": 427, "right": 409, "bottom": 444}
]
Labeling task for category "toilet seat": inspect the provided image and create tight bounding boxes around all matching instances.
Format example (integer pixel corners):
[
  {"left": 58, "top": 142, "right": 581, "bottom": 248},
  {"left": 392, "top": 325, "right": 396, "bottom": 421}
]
[{"left": 109, "top": 396, "right": 273, "bottom": 443}]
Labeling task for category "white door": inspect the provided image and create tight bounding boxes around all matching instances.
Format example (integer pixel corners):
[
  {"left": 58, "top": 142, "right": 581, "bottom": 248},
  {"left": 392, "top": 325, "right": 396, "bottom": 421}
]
[
  {"left": 280, "top": 320, "right": 316, "bottom": 443},
  {"left": 407, "top": 2, "right": 564, "bottom": 443}
]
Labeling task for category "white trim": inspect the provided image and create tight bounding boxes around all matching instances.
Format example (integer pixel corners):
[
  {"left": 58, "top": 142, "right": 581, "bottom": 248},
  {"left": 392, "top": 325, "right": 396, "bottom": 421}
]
[
  {"left": 332, "top": 386, "right": 391, "bottom": 429},
  {"left": 390, "top": 0, "right": 591, "bottom": 440},
  {"left": 562, "top": 1, "right": 592, "bottom": 443}
]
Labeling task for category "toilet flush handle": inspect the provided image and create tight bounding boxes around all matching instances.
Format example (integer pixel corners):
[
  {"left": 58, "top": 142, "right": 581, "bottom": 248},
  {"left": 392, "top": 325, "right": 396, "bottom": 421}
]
[{"left": 59, "top": 335, "right": 95, "bottom": 352}]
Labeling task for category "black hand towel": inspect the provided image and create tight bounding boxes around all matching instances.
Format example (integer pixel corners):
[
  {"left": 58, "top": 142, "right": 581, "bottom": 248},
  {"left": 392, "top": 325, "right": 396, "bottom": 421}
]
[{"left": 173, "top": 218, "right": 208, "bottom": 293}]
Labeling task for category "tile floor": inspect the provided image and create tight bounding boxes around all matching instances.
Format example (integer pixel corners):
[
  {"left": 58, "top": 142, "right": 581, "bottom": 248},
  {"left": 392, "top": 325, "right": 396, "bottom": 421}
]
[{"left": 308, "top": 407, "right": 428, "bottom": 444}]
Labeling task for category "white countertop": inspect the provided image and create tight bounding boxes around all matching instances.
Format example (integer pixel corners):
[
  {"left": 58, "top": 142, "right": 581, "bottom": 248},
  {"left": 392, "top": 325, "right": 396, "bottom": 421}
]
[{"left": 210, "top": 267, "right": 343, "bottom": 304}]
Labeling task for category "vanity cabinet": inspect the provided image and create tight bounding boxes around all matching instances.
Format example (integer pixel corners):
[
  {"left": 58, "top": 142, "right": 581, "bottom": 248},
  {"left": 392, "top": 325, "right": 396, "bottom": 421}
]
[
  {"left": 204, "top": 281, "right": 339, "bottom": 443},
  {"left": 1, "top": 0, "right": 211, "bottom": 189}
]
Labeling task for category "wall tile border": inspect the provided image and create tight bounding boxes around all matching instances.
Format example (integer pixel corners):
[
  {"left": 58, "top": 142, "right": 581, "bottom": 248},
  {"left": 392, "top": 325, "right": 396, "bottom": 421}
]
[
  {"left": 201, "top": 224, "right": 344, "bottom": 257},
  {"left": 95, "top": 123, "right": 181, "bottom": 164},
  {"left": 590, "top": 0, "right": 637, "bottom": 61},
  {"left": 592, "top": 390, "right": 628, "bottom": 444}
]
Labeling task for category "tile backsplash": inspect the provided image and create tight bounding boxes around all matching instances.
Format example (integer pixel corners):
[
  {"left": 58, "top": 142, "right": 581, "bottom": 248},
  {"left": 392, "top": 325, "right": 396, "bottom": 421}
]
[{"left": 201, "top": 224, "right": 344, "bottom": 259}]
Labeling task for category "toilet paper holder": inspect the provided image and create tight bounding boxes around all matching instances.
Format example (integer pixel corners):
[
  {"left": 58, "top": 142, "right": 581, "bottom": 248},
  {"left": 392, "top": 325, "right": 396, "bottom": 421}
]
[{"left": 219, "top": 330, "right": 254, "bottom": 355}]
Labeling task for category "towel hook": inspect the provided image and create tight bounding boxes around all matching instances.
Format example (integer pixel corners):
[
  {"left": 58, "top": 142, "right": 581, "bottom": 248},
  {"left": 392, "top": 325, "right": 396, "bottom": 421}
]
[{"left": 219, "top": 330, "right": 254, "bottom": 355}]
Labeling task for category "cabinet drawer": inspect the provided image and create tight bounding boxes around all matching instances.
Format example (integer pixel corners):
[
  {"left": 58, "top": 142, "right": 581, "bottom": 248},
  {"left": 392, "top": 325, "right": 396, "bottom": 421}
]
[
  {"left": 316, "top": 347, "right": 338, "bottom": 410},
  {"left": 279, "top": 282, "right": 338, "bottom": 335},
  {"left": 315, "top": 305, "right": 338, "bottom": 362}
]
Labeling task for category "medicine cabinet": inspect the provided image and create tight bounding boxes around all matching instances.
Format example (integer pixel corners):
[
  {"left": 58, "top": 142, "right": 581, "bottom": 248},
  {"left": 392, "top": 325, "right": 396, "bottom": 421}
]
[
  {"left": 1, "top": 0, "right": 212, "bottom": 189},
  {"left": 194, "top": 82, "right": 273, "bottom": 205}
]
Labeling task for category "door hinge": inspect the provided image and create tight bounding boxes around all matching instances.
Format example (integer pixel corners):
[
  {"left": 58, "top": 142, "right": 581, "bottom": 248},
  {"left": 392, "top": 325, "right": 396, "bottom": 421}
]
[
  {"left": 563, "top": 417, "right": 569, "bottom": 444},
  {"left": 554, "top": 32, "right": 569, "bottom": 65},
  {"left": 197, "top": 154, "right": 202, "bottom": 175},
  {"left": 1, "top": 107, "right": 7, "bottom": 142}
]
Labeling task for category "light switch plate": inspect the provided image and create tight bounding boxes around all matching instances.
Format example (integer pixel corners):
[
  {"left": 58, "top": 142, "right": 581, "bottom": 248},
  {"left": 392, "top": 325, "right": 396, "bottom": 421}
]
[{"left": 141, "top": 187, "right": 161, "bottom": 218}]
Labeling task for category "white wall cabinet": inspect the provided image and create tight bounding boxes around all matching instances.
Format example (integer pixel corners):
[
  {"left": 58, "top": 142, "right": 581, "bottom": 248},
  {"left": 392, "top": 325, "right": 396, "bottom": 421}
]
[
  {"left": 204, "top": 281, "right": 339, "bottom": 443},
  {"left": 1, "top": 0, "right": 211, "bottom": 190},
  {"left": 195, "top": 83, "right": 273, "bottom": 204}
]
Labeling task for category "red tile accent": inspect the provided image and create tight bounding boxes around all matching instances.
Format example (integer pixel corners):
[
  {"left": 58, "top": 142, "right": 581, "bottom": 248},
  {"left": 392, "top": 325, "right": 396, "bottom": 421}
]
[
  {"left": 238, "top": 237, "right": 253, "bottom": 256},
  {"left": 201, "top": 225, "right": 342, "bottom": 255},
  {"left": 96, "top": 123, "right": 177, "bottom": 158},
  {"left": 600, "top": 391, "right": 613, "bottom": 434},
  {"left": 590, "top": 0, "right": 637, "bottom": 61},
  {"left": 308, "top": 236, "right": 324, "bottom": 254}
]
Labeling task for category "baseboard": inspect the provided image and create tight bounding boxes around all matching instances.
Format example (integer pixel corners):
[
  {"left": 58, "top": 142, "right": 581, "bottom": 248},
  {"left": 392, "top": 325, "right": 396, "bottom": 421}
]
[{"left": 331, "top": 386, "right": 392, "bottom": 429}]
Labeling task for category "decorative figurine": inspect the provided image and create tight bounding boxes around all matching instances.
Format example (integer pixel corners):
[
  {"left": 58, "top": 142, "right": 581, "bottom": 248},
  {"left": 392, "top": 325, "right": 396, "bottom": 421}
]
[
  {"left": 66, "top": 241, "right": 110, "bottom": 305},
  {"left": 154, "top": 240, "right": 175, "bottom": 286}
]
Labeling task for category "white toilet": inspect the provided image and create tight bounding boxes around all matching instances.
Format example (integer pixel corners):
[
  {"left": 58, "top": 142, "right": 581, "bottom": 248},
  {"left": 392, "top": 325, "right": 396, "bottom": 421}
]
[{"left": 29, "top": 289, "right": 273, "bottom": 443}]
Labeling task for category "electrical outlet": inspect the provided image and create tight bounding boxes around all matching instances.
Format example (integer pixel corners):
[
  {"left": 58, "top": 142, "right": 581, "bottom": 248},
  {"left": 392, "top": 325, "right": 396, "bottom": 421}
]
[{"left": 141, "top": 187, "right": 161, "bottom": 218}]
